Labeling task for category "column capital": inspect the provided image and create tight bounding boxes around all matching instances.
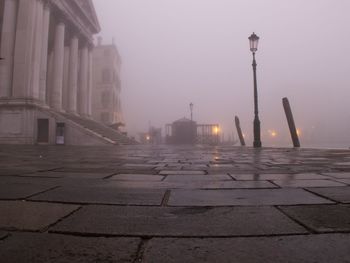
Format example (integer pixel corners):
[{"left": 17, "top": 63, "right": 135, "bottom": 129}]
[
  {"left": 42, "top": 0, "right": 52, "bottom": 9},
  {"left": 69, "top": 27, "right": 83, "bottom": 41},
  {"left": 79, "top": 40, "right": 93, "bottom": 50},
  {"left": 71, "top": 35, "right": 79, "bottom": 42},
  {"left": 56, "top": 20, "right": 66, "bottom": 27}
]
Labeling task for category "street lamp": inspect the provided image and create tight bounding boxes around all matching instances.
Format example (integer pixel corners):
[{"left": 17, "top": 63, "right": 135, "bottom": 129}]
[
  {"left": 249, "top": 32, "right": 262, "bottom": 148},
  {"left": 189, "top": 102, "right": 193, "bottom": 121}
]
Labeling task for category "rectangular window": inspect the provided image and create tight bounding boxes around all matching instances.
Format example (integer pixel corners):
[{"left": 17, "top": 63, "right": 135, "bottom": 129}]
[
  {"left": 37, "top": 119, "right": 49, "bottom": 143},
  {"left": 56, "top": 123, "right": 65, "bottom": 145}
]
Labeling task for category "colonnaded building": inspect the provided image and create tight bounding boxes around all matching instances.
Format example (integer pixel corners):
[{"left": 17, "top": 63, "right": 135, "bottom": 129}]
[{"left": 0, "top": 0, "right": 133, "bottom": 145}]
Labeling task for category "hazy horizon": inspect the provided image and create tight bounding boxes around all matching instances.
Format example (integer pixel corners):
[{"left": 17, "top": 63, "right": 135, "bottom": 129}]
[{"left": 93, "top": 0, "right": 350, "bottom": 147}]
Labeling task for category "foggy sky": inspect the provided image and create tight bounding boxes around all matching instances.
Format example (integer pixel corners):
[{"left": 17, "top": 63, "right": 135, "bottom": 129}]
[{"left": 93, "top": 0, "right": 350, "bottom": 147}]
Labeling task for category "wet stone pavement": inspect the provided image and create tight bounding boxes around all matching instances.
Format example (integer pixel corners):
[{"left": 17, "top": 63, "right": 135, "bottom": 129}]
[{"left": 0, "top": 145, "right": 350, "bottom": 263}]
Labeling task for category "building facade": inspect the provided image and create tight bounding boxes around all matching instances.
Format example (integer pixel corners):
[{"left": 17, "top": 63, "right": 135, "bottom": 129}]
[
  {"left": 0, "top": 0, "right": 134, "bottom": 145},
  {"left": 92, "top": 38, "right": 124, "bottom": 127}
]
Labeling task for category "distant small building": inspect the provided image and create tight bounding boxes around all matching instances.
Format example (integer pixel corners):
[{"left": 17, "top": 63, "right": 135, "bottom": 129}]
[
  {"left": 166, "top": 117, "right": 220, "bottom": 145},
  {"left": 166, "top": 117, "right": 197, "bottom": 144},
  {"left": 92, "top": 37, "right": 124, "bottom": 128}
]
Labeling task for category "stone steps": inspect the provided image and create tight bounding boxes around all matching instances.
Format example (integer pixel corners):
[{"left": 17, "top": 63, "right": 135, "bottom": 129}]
[{"left": 60, "top": 113, "right": 137, "bottom": 145}]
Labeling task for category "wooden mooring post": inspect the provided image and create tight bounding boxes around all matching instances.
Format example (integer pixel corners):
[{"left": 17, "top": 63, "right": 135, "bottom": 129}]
[
  {"left": 235, "top": 116, "right": 246, "bottom": 146},
  {"left": 282, "top": 97, "right": 300, "bottom": 147}
]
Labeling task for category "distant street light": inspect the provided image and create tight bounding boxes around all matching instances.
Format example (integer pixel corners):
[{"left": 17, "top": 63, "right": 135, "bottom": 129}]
[
  {"left": 189, "top": 102, "right": 193, "bottom": 121},
  {"left": 249, "top": 32, "right": 262, "bottom": 148}
]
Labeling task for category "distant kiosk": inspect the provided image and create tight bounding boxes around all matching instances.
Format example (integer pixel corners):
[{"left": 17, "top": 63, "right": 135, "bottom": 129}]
[
  {"left": 166, "top": 117, "right": 197, "bottom": 144},
  {"left": 165, "top": 117, "right": 220, "bottom": 145}
]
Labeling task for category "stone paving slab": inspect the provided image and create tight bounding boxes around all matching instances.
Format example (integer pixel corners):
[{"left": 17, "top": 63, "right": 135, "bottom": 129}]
[
  {"left": 168, "top": 189, "right": 334, "bottom": 206},
  {"left": 193, "top": 181, "right": 277, "bottom": 189},
  {"left": 105, "top": 180, "right": 276, "bottom": 189},
  {"left": 0, "top": 168, "right": 57, "bottom": 176},
  {"left": 272, "top": 179, "right": 346, "bottom": 188},
  {"left": 0, "top": 182, "right": 58, "bottom": 200},
  {"left": 122, "top": 164, "right": 157, "bottom": 168},
  {"left": 52, "top": 205, "right": 307, "bottom": 237},
  {"left": 0, "top": 201, "right": 79, "bottom": 231},
  {"left": 164, "top": 174, "right": 232, "bottom": 182},
  {"left": 209, "top": 164, "right": 235, "bottom": 168},
  {"left": 1, "top": 176, "right": 110, "bottom": 189},
  {"left": 335, "top": 179, "right": 350, "bottom": 185},
  {"left": 53, "top": 167, "right": 117, "bottom": 173},
  {"left": 0, "top": 176, "right": 115, "bottom": 191},
  {"left": 230, "top": 173, "right": 330, "bottom": 181},
  {"left": 306, "top": 187, "right": 350, "bottom": 203},
  {"left": 0, "top": 232, "right": 140, "bottom": 263},
  {"left": 322, "top": 172, "right": 350, "bottom": 178},
  {"left": 30, "top": 186, "right": 166, "bottom": 205},
  {"left": 26, "top": 171, "right": 114, "bottom": 179},
  {"left": 0, "top": 169, "right": 39, "bottom": 176},
  {"left": 280, "top": 204, "right": 350, "bottom": 233},
  {"left": 289, "top": 167, "right": 332, "bottom": 173},
  {"left": 182, "top": 165, "right": 209, "bottom": 170},
  {"left": 0, "top": 231, "right": 7, "bottom": 239},
  {"left": 209, "top": 169, "right": 259, "bottom": 175},
  {"left": 17, "top": 172, "right": 63, "bottom": 178},
  {"left": 142, "top": 234, "right": 350, "bottom": 263},
  {"left": 109, "top": 169, "right": 157, "bottom": 175},
  {"left": 109, "top": 174, "right": 164, "bottom": 181},
  {"left": 159, "top": 170, "right": 206, "bottom": 175},
  {"left": 335, "top": 162, "right": 350, "bottom": 166},
  {"left": 155, "top": 166, "right": 182, "bottom": 171}
]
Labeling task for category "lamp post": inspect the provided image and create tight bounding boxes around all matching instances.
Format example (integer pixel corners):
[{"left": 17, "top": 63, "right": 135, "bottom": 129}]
[
  {"left": 249, "top": 32, "right": 262, "bottom": 148},
  {"left": 189, "top": 102, "right": 195, "bottom": 143},
  {"left": 189, "top": 102, "right": 193, "bottom": 121}
]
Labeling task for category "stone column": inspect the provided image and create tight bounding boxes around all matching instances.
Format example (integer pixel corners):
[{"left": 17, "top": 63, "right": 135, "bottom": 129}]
[
  {"left": 67, "top": 36, "right": 79, "bottom": 113},
  {"left": 39, "top": 3, "right": 51, "bottom": 103},
  {"left": 31, "top": 0, "right": 44, "bottom": 99},
  {"left": 0, "top": 0, "right": 18, "bottom": 97},
  {"left": 87, "top": 48, "right": 93, "bottom": 117},
  {"left": 62, "top": 46, "right": 70, "bottom": 111},
  {"left": 50, "top": 22, "right": 65, "bottom": 111},
  {"left": 46, "top": 51, "right": 54, "bottom": 103},
  {"left": 78, "top": 44, "right": 88, "bottom": 116},
  {"left": 12, "top": 0, "right": 37, "bottom": 97}
]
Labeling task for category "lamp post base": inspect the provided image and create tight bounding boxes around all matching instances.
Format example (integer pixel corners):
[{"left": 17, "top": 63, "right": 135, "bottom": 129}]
[
  {"left": 253, "top": 117, "right": 261, "bottom": 148},
  {"left": 253, "top": 141, "right": 262, "bottom": 148}
]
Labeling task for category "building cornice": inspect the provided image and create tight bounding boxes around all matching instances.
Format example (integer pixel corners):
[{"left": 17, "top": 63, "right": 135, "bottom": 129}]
[{"left": 49, "top": 0, "right": 100, "bottom": 44}]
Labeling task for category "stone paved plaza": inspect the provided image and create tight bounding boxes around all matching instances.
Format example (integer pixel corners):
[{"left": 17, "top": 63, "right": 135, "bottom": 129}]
[{"left": 0, "top": 144, "right": 350, "bottom": 262}]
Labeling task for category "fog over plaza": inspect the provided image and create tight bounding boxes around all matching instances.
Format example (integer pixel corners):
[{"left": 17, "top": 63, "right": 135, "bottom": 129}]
[{"left": 93, "top": 0, "right": 350, "bottom": 148}]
